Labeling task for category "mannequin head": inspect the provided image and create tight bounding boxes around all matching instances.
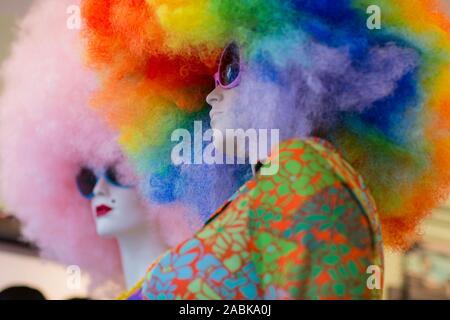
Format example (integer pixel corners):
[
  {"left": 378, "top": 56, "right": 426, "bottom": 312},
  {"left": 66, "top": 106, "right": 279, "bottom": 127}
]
[
  {"left": 75, "top": 164, "right": 148, "bottom": 237},
  {"left": 205, "top": 43, "right": 280, "bottom": 160},
  {"left": 81, "top": 170, "right": 148, "bottom": 238},
  {"left": 206, "top": 39, "right": 419, "bottom": 161},
  {"left": 0, "top": 0, "right": 198, "bottom": 293}
]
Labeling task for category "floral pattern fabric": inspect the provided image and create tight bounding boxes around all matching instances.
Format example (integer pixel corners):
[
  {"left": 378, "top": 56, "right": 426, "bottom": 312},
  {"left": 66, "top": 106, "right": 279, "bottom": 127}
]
[{"left": 141, "top": 138, "right": 384, "bottom": 300}]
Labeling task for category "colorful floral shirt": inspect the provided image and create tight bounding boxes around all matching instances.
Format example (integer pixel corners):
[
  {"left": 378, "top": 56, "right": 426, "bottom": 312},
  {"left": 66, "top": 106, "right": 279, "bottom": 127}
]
[{"left": 141, "top": 138, "right": 384, "bottom": 299}]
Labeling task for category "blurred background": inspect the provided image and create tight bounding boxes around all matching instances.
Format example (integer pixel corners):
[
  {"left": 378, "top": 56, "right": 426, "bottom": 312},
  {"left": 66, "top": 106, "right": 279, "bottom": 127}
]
[
  {"left": 0, "top": 0, "right": 449, "bottom": 300},
  {"left": 0, "top": 0, "right": 90, "bottom": 300}
]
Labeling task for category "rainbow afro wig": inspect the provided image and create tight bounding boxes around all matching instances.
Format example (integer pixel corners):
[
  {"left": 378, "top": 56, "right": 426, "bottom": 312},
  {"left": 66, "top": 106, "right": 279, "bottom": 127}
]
[
  {"left": 82, "top": 0, "right": 450, "bottom": 249},
  {"left": 0, "top": 0, "right": 201, "bottom": 292},
  {"left": 81, "top": 0, "right": 252, "bottom": 221}
]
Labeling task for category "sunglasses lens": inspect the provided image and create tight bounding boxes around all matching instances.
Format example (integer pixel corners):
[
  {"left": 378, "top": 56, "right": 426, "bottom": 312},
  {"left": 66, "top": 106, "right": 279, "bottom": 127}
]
[
  {"left": 105, "top": 166, "right": 121, "bottom": 187},
  {"left": 219, "top": 43, "right": 240, "bottom": 87},
  {"left": 76, "top": 167, "right": 97, "bottom": 198}
]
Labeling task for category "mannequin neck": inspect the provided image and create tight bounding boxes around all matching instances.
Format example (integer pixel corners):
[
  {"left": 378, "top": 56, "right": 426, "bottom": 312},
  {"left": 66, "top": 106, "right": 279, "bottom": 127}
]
[{"left": 116, "top": 223, "right": 169, "bottom": 289}]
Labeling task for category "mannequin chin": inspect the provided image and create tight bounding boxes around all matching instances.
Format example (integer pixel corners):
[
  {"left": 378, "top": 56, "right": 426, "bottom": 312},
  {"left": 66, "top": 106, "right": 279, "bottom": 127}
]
[{"left": 90, "top": 177, "right": 148, "bottom": 238}]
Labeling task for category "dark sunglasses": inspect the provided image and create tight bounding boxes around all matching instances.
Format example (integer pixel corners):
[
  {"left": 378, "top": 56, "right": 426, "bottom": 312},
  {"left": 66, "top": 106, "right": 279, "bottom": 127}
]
[
  {"left": 76, "top": 166, "right": 132, "bottom": 199},
  {"left": 214, "top": 42, "right": 241, "bottom": 89}
]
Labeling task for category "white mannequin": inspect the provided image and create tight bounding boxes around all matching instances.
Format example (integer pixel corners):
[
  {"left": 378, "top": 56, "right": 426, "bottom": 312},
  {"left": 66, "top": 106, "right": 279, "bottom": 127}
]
[
  {"left": 207, "top": 86, "right": 247, "bottom": 160},
  {"left": 207, "top": 85, "right": 265, "bottom": 175},
  {"left": 90, "top": 177, "right": 169, "bottom": 289},
  {"left": 207, "top": 74, "right": 280, "bottom": 176}
]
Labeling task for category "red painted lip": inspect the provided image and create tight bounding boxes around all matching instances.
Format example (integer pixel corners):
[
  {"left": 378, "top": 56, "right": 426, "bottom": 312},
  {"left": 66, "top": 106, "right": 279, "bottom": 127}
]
[{"left": 96, "top": 205, "right": 112, "bottom": 218}]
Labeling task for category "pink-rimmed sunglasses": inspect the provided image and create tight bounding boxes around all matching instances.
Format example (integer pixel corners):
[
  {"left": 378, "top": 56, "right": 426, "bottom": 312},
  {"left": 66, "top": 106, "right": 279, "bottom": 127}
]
[{"left": 214, "top": 42, "right": 241, "bottom": 89}]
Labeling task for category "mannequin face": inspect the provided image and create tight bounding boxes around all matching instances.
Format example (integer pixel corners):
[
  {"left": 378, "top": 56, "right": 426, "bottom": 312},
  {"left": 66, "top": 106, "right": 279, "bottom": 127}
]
[
  {"left": 206, "top": 70, "right": 281, "bottom": 160},
  {"left": 206, "top": 85, "right": 242, "bottom": 156},
  {"left": 90, "top": 177, "right": 148, "bottom": 238},
  {"left": 206, "top": 41, "right": 286, "bottom": 162}
]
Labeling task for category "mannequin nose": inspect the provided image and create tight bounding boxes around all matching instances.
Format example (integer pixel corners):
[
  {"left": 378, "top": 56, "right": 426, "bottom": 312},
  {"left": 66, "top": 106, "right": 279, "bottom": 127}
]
[
  {"left": 93, "top": 177, "right": 109, "bottom": 197},
  {"left": 206, "top": 87, "right": 224, "bottom": 106}
]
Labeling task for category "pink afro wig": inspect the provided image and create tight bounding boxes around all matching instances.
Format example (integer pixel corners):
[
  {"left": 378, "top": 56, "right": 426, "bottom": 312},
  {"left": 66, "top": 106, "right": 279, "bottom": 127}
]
[{"left": 0, "top": 0, "right": 196, "bottom": 291}]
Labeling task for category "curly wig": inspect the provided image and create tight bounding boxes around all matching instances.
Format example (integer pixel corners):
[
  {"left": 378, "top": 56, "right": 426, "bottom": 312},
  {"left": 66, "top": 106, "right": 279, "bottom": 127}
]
[{"left": 82, "top": 0, "right": 450, "bottom": 249}]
